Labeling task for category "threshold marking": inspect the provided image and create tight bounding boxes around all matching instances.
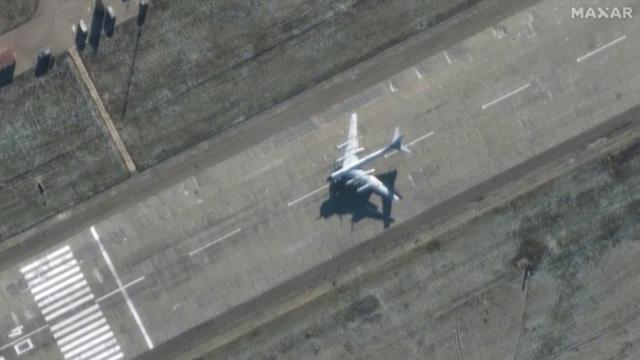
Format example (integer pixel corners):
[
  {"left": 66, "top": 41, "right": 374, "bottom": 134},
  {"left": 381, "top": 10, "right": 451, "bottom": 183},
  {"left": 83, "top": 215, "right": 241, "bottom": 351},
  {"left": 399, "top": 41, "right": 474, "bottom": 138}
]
[{"left": 17, "top": 245, "right": 123, "bottom": 360}]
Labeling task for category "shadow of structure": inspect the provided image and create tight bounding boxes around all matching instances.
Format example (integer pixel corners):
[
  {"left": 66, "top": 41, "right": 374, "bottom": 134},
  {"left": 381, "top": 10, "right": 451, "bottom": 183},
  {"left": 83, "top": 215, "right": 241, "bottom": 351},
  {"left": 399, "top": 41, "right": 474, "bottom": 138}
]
[
  {"left": 89, "top": 0, "right": 106, "bottom": 52},
  {"left": 319, "top": 170, "right": 398, "bottom": 229},
  {"left": 35, "top": 49, "right": 53, "bottom": 77},
  {"left": 75, "top": 19, "right": 88, "bottom": 50},
  {"left": 0, "top": 50, "right": 16, "bottom": 87}
]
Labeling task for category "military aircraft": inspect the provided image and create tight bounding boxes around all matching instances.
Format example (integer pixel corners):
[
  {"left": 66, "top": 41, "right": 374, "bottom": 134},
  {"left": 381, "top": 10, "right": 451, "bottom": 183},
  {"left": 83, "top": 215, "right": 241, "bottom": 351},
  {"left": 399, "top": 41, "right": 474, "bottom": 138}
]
[{"left": 327, "top": 113, "right": 409, "bottom": 201}]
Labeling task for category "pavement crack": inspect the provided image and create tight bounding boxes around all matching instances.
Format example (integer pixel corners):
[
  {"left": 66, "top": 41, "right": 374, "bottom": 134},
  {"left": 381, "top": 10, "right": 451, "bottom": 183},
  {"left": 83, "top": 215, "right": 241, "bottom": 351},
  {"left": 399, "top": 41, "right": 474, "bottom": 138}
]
[{"left": 454, "top": 312, "right": 465, "bottom": 360}]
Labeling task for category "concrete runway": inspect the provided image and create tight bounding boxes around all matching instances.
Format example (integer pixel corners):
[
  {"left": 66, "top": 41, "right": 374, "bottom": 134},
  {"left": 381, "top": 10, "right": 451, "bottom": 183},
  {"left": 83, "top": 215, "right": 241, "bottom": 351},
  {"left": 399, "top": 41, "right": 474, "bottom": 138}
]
[{"left": 1, "top": 0, "right": 640, "bottom": 359}]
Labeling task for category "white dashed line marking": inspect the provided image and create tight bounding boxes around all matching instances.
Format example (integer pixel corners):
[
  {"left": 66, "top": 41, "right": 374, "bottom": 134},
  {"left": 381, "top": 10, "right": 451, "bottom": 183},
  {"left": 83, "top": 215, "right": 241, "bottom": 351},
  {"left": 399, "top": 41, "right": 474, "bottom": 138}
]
[
  {"left": 576, "top": 34, "right": 626, "bottom": 63},
  {"left": 481, "top": 83, "right": 530, "bottom": 110},
  {"left": 287, "top": 184, "right": 330, "bottom": 207},
  {"left": 386, "top": 131, "right": 435, "bottom": 158},
  {"left": 188, "top": 228, "right": 243, "bottom": 256}
]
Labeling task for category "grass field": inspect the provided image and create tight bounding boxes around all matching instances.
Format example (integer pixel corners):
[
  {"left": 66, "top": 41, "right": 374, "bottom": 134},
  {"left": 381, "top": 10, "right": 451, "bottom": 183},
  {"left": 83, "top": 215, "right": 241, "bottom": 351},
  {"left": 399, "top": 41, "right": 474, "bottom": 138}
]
[{"left": 0, "top": 56, "right": 128, "bottom": 240}]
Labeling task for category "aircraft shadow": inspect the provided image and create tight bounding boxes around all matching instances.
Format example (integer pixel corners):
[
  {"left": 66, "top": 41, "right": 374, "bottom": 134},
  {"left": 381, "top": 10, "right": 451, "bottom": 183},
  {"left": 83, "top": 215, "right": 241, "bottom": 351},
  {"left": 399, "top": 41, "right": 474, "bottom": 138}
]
[{"left": 319, "top": 170, "right": 399, "bottom": 229}]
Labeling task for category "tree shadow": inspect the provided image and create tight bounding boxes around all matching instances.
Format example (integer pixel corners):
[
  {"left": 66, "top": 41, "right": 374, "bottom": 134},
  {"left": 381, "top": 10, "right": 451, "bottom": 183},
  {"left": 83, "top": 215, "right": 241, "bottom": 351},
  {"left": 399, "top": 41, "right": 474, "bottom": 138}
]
[{"left": 319, "top": 170, "right": 398, "bottom": 229}]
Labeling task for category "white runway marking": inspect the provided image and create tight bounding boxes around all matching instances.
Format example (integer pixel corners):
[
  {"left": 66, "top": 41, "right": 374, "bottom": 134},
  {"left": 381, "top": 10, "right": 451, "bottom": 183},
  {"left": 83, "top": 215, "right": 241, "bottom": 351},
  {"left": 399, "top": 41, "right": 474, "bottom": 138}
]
[
  {"left": 87, "top": 342, "right": 122, "bottom": 360},
  {"left": 576, "top": 35, "right": 626, "bottom": 63},
  {"left": 0, "top": 325, "right": 48, "bottom": 351},
  {"left": 413, "top": 68, "right": 423, "bottom": 79},
  {"left": 58, "top": 318, "right": 106, "bottom": 346},
  {"left": 21, "top": 245, "right": 71, "bottom": 275},
  {"left": 246, "top": 158, "right": 284, "bottom": 180},
  {"left": 443, "top": 51, "right": 453, "bottom": 64},
  {"left": 38, "top": 280, "right": 88, "bottom": 308},
  {"left": 51, "top": 305, "right": 99, "bottom": 333},
  {"left": 33, "top": 273, "right": 84, "bottom": 302},
  {"left": 59, "top": 324, "right": 110, "bottom": 353},
  {"left": 386, "top": 131, "right": 435, "bottom": 158},
  {"left": 19, "top": 245, "right": 124, "bottom": 360},
  {"left": 91, "top": 226, "right": 154, "bottom": 350},
  {"left": 42, "top": 287, "right": 92, "bottom": 315},
  {"left": 44, "top": 293, "right": 95, "bottom": 322},
  {"left": 14, "top": 338, "right": 33, "bottom": 355},
  {"left": 97, "top": 276, "right": 146, "bottom": 303},
  {"left": 389, "top": 81, "right": 398, "bottom": 93},
  {"left": 407, "top": 174, "right": 416, "bottom": 188},
  {"left": 30, "top": 266, "right": 81, "bottom": 294},
  {"left": 407, "top": 131, "right": 435, "bottom": 147},
  {"left": 188, "top": 228, "right": 243, "bottom": 256},
  {"left": 28, "top": 258, "right": 78, "bottom": 286},
  {"left": 481, "top": 83, "right": 530, "bottom": 110},
  {"left": 359, "top": 96, "right": 380, "bottom": 110},
  {"left": 52, "top": 306, "right": 101, "bottom": 337},
  {"left": 65, "top": 331, "right": 114, "bottom": 358},
  {"left": 25, "top": 252, "right": 75, "bottom": 281},
  {"left": 287, "top": 184, "right": 329, "bottom": 207}
]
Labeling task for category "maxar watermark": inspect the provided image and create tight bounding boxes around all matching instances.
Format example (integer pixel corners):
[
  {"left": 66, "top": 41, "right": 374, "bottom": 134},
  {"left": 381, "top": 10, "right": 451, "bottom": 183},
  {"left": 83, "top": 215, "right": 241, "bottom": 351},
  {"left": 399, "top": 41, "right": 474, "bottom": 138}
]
[{"left": 571, "top": 6, "right": 633, "bottom": 19}]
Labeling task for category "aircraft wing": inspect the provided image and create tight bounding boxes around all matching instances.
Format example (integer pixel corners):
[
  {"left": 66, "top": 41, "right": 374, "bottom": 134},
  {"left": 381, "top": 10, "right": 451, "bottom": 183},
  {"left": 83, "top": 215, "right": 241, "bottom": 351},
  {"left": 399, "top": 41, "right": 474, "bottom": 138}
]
[
  {"left": 341, "top": 113, "right": 359, "bottom": 168},
  {"left": 367, "top": 175, "right": 400, "bottom": 202},
  {"left": 348, "top": 170, "right": 399, "bottom": 201}
]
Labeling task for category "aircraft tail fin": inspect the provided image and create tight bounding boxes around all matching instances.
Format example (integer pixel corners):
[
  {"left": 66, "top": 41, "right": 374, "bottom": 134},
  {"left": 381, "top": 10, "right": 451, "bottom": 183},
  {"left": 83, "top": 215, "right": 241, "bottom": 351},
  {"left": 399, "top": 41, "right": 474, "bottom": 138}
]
[{"left": 389, "top": 127, "right": 410, "bottom": 153}]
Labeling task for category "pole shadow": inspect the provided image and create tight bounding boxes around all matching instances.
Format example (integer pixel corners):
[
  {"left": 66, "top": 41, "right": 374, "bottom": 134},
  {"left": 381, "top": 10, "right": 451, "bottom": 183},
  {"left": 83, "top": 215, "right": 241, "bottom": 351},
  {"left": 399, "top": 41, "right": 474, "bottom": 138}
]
[
  {"left": 120, "top": 26, "right": 143, "bottom": 119},
  {"left": 319, "top": 170, "right": 398, "bottom": 229}
]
